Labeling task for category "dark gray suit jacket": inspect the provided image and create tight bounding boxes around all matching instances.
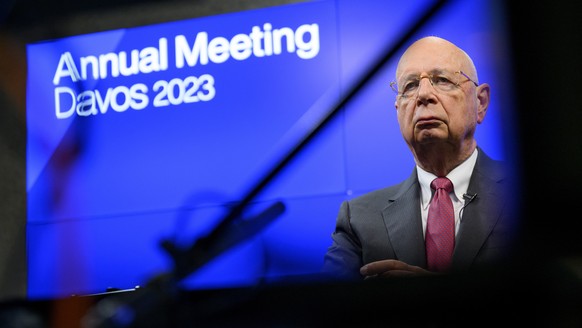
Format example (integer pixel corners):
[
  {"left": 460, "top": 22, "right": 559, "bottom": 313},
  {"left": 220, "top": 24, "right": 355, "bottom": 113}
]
[{"left": 323, "top": 148, "right": 520, "bottom": 279}]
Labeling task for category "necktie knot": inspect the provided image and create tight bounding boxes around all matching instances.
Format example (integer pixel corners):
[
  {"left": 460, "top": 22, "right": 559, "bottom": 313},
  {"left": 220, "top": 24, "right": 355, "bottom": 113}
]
[{"left": 431, "top": 177, "right": 453, "bottom": 194}]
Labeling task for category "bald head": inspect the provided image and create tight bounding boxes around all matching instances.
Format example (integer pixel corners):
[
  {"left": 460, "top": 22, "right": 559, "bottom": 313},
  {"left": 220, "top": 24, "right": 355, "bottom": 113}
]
[
  {"left": 396, "top": 36, "right": 478, "bottom": 83},
  {"left": 391, "top": 36, "right": 491, "bottom": 176}
]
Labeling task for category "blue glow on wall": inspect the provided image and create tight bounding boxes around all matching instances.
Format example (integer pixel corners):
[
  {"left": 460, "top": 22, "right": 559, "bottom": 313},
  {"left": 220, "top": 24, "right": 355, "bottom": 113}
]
[{"left": 26, "top": 0, "right": 514, "bottom": 299}]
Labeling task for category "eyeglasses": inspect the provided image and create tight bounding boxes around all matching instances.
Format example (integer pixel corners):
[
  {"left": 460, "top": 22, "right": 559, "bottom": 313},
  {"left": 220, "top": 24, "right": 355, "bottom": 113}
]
[{"left": 389, "top": 71, "right": 478, "bottom": 99}]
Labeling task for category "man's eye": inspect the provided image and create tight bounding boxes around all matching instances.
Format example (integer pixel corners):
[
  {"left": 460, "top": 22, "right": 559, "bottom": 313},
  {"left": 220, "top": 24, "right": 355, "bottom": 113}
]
[
  {"left": 433, "top": 76, "right": 453, "bottom": 85},
  {"left": 402, "top": 80, "right": 419, "bottom": 92}
]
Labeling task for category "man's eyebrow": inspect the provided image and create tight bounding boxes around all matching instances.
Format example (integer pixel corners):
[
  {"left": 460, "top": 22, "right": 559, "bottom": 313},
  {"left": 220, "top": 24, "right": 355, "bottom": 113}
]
[
  {"left": 430, "top": 68, "right": 446, "bottom": 75},
  {"left": 400, "top": 73, "right": 419, "bottom": 81},
  {"left": 399, "top": 68, "right": 450, "bottom": 81}
]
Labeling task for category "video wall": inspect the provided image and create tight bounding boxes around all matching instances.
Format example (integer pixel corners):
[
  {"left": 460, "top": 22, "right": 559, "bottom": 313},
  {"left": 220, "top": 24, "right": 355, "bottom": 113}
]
[{"left": 26, "top": 0, "right": 514, "bottom": 299}]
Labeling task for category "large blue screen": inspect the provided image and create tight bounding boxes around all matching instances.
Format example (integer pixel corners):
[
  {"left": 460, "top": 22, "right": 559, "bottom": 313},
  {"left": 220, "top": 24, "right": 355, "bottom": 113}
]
[{"left": 26, "top": 0, "right": 515, "bottom": 299}]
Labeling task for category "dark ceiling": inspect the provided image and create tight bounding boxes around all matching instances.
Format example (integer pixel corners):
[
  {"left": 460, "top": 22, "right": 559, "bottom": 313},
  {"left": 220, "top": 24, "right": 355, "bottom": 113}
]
[{"left": 1, "top": 0, "right": 307, "bottom": 42}]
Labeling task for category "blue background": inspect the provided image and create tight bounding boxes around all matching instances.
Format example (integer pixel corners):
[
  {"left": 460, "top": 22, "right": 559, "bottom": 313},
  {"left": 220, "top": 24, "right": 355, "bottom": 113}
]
[{"left": 26, "top": 0, "right": 515, "bottom": 299}]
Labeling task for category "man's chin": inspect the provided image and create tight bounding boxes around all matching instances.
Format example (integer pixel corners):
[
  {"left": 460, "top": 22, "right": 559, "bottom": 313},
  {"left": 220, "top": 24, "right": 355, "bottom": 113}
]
[{"left": 415, "top": 129, "right": 446, "bottom": 143}]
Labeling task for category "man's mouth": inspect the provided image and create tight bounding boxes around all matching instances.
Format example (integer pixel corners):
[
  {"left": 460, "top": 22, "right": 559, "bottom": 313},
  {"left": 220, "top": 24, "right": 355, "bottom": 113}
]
[{"left": 415, "top": 119, "right": 442, "bottom": 129}]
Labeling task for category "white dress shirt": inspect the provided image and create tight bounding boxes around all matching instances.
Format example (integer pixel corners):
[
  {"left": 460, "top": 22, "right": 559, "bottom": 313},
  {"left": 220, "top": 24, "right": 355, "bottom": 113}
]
[{"left": 417, "top": 148, "right": 478, "bottom": 238}]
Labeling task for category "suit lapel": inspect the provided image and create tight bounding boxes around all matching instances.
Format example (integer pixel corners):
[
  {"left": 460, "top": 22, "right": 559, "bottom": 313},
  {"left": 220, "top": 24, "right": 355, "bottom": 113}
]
[
  {"left": 452, "top": 149, "right": 506, "bottom": 271},
  {"left": 452, "top": 186, "right": 501, "bottom": 270},
  {"left": 381, "top": 172, "right": 427, "bottom": 267}
]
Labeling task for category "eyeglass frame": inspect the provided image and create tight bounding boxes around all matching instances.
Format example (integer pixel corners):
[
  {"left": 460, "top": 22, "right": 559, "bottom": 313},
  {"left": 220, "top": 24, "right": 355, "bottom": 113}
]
[{"left": 389, "top": 71, "right": 479, "bottom": 98}]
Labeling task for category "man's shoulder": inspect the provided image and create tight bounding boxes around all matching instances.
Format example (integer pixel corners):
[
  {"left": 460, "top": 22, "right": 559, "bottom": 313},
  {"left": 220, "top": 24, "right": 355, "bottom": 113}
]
[
  {"left": 475, "top": 147, "right": 513, "bottom": 182},
  {"left": 348, "top": 179, "right": 412, "bottom": 209}
]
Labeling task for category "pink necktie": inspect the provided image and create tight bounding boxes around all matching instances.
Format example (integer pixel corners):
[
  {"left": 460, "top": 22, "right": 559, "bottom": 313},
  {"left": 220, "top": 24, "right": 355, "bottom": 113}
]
[{"left": 426, "top": 177, "right": 455, "bottom": 272}]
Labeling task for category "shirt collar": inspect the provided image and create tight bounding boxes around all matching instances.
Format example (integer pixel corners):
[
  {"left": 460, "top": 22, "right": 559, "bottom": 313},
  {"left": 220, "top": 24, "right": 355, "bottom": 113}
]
[{"left": 417, "top": 148, "right": 478, "bottom": 208}]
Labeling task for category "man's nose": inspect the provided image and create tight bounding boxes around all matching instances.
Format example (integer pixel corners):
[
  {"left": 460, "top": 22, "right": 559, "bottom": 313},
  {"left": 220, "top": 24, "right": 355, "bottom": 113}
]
[{"left": 416, "top": 77, "right": 437, "bottom": 106}]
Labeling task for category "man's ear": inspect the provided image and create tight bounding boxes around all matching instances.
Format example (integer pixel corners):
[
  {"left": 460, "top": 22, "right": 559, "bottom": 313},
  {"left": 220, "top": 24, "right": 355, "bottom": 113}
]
[{"left": 476, "top": 83, "right": 490, "bottom": 123}]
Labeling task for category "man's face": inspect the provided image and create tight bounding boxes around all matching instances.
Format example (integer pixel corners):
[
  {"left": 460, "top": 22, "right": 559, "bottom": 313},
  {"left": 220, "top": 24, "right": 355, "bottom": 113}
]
[{"left": 394, "top": 39, "right": 487, "bottom": 152}]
